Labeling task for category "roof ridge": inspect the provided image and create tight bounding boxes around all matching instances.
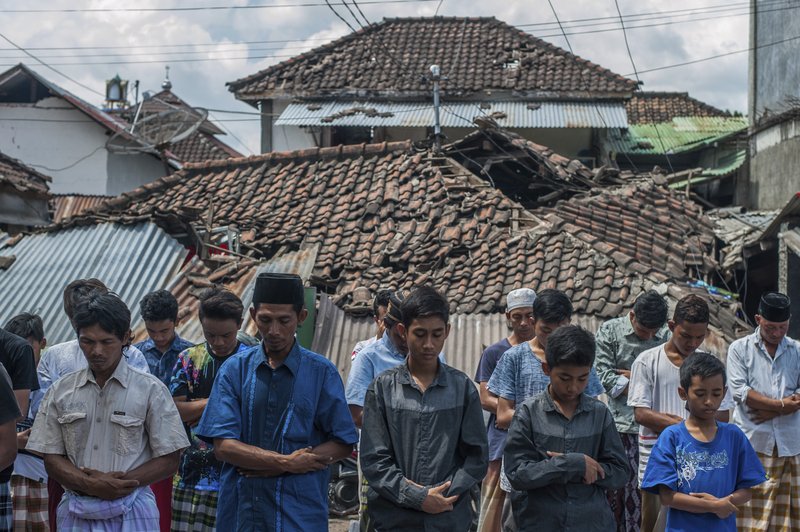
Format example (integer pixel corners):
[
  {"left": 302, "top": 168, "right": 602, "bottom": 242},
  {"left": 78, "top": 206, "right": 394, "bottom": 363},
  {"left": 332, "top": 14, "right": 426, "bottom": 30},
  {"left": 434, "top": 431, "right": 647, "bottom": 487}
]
[
  {"left": 181, "top": 140, "right": 414, "bottom": 170},
  {"left": 228, "top": 17, "right": 636, "bottom": 96}
]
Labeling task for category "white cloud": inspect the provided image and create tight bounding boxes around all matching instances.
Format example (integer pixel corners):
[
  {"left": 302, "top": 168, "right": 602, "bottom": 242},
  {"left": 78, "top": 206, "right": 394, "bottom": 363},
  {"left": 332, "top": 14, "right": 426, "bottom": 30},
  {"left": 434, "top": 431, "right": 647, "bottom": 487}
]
[{"left": 0, "top": 0, "right": 751, "bottom": 154}]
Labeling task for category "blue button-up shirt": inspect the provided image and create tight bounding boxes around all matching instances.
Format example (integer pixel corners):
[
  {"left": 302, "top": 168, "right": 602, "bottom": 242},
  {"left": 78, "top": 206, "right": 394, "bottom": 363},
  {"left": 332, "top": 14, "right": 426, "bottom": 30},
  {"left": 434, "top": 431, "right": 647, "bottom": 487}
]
[
  {"left": 134, "top": 334, "right": 194, "bottom": 385},
  {"left": 196, "top": 341, "right": 359, "bottom": 531},
  {"left": 727, "top": 328, "right": 800, "bottom": 457},
  {"left": 346, "top": 333, "right": 406, "bottom": 407}
]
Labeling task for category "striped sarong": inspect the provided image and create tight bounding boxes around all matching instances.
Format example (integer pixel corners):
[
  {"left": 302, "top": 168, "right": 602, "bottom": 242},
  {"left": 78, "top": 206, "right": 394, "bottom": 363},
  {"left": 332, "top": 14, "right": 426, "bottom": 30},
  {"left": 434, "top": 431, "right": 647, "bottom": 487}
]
[
  {"left": 607, "top": 433, "right": 641, "bottom": 532},
  {"left": 477, "top": 460, "right": 505, "bottom": 532},
  {"left": 11, "top": 475, "right": 49, "bottom": 531},
  {"left": 171, "top": 486, "right": 218, "bottom": 532},
  {"left": 738, "top": 450, "right": 800, "bottom": 532}
]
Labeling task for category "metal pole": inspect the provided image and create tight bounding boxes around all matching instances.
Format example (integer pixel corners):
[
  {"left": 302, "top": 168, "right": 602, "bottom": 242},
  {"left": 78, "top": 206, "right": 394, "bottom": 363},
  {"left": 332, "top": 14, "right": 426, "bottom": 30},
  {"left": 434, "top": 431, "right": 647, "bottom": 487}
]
[{"left": 430, "top": 64, "right": 442, "bottom": 153}]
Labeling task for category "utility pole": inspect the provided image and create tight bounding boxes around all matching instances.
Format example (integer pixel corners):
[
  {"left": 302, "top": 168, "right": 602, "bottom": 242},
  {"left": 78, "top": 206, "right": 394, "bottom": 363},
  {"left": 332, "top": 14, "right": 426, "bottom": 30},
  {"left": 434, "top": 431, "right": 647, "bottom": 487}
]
[{"left": 430, "top": 64, "right": 443, "bottom": 153}]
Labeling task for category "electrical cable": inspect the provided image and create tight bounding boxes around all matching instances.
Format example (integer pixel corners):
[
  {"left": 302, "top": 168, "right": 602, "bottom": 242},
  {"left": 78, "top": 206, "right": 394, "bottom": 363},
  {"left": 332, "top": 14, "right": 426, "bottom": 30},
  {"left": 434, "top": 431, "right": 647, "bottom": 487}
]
[{"left": 0, "top": 0, "right": 439, "bottom": 13}]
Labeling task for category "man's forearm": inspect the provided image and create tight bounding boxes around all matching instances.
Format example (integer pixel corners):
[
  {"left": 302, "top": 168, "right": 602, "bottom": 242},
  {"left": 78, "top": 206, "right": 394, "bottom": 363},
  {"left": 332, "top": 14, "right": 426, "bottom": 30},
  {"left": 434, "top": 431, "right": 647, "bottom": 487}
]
[
  {"left": 214, "top": 438, "right": 288, "bottom": 474},
  {"left": 634, "top": 408, "right": 681, "bottom": 433},
  {"left": 44, "top": 454, "right": 93, "bottom": 494},
  {"left": 13, "top": 390, "right": 29, "bottom": 421},
  {"left": 744, "top": 389, "right": 787, "bottom": 413},
  {"left": 121, "top": 451, "right": 180, "bottom": 486},
  {"left": 312, "top": 440, "right": 353, "bottom": 464},
  {"left": 174, "top": 398, "right": 208, "bottom": 424}
]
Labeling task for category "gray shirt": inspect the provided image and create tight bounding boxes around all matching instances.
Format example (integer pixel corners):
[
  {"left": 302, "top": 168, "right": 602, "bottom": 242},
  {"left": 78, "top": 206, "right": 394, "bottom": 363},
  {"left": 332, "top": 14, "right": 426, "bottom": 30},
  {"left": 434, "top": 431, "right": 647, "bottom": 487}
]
[
  {"left": 504, "top": 390, "right": 629, "bottom": 532},
  {"left": 594, "top": 316, "right": 669, "bottom": 434},
  {"left": 360, "top": 362, "right": 488, "bottom": 532}
]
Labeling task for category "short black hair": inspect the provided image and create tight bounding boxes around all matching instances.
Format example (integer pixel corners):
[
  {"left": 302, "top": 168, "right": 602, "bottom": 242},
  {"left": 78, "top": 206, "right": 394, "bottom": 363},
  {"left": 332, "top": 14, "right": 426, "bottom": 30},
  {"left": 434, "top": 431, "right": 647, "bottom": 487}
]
[
  {"left": 673, "top": 294, "right": 709, "bottom": 325},
  {"left": 140, "top": 289, "right": 179, "bottom": 323},
  {"left": 545, "top": 325, "right": 596, "bottom": 368},
  {"left": 679, "top": 352, "right": 726, "bottom": 390},
  {"left": 71, "top": 293, "right": 131, "bottom": 341},
  {"left": 400, "top": 286, "right": 449, "bottom": 327},
  {"left": 4, "top": 313, "right": 44, "bottom": 342},
  {"left": 199, "top": 287, "right": 244, "bottom": 323},
  {"left": 532, "top": 289, "right": 573, "bottom": 323},
  {"left": 633, "top": 290, "right": 669, "bottom": 328},
  {"left": 63, "top": 278, "right": 108, "bottom": 321},
  {"left": 373, "top": 289, "right": 392, "bottom": 317}
]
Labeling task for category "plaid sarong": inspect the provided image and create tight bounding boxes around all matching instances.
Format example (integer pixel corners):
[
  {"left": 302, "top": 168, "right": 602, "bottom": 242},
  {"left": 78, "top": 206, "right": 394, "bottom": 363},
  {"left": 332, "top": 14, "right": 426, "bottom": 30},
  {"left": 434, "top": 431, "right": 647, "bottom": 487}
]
[
  {"left": 171, "top": 486, "right": 218, "bottom": 532},
  {"left": 11, "top": 475, "right": 49, "bottom": 531},
  {"left": 738, "top": 450, "right": 800, "bottom": 532},
  {"left": 1, "top": 481, "right": 12, "bottom": 531},
  {"left": 477, "top": 460, "right": 505, "bottom": 532}
]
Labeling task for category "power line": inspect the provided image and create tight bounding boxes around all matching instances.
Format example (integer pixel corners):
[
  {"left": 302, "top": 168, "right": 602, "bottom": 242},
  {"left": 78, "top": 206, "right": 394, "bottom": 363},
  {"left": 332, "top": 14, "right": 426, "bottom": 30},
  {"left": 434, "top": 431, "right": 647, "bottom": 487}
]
[
  {"left": 434, "top": 0, "right": 445, "bottom": 16},
  {"left": 612, "top": 0, "right": 673, "bottom": 174},
  {"left": 0, "top": 31, "right": 105, "bottom": 97},
  {"left": 0, "top": 0, "right": 438, "bottom": 13}
]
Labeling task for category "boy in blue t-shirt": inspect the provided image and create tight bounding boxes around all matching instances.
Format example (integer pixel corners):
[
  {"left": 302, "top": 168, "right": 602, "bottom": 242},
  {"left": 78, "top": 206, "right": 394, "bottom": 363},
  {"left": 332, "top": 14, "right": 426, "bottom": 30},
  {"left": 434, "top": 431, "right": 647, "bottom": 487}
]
[{"left": 641, "top": 352, "right": 766, "bottom": 531}]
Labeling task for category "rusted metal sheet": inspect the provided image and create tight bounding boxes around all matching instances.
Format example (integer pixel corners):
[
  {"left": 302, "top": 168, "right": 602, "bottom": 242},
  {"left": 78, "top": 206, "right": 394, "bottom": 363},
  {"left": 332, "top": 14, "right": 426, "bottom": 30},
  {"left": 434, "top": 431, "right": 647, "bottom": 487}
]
[{"left": 50, "top": 194, "right": 111, "bottom": 223}]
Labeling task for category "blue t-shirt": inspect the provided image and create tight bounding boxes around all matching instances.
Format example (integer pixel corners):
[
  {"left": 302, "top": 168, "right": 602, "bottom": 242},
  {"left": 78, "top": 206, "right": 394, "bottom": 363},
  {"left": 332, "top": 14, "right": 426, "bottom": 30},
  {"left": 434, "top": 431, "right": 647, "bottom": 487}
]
[
  {"left": 475, "top": 338, "right": 512, "bottom": 461},
  {"left": 641, "top": 421, "right": 766, "bottom": 532}
]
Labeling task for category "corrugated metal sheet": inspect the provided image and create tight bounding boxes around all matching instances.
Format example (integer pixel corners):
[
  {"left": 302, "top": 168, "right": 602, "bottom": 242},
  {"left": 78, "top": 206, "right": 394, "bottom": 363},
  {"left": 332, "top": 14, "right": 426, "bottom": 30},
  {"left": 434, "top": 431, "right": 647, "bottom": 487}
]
[
  {"left": 312, "top": 294, "right": 608, "bottom": 381},
  {"left": 312, "top": 295, "right": 731, "bottom": 381},
  {"left": 0, "top": 222, "right": 187, "bottom": 344},
  {"left": 275, "top": 101, "right": 628, "bottom": 129},
  {"left": 607, "top": 117, "right": 747, "bottom": 155},
  {"left": 668, "top": 150, "right": 747, "bottom": 189},
  {"left": 51, "top": 194, "right": 111, "bottom": 223},
  {"left": 134, "top": 245, "right": 319, "bottom": 344}
]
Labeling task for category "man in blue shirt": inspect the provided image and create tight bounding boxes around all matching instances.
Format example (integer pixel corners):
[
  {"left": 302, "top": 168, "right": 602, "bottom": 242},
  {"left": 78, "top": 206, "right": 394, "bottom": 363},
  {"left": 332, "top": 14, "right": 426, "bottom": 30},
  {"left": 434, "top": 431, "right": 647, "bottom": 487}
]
[
  {"left": 196, "top": 273, "right": 358, "bottom": 531},
  {"left": 135, "top": 289, "right": 194, "bottom": 385}
]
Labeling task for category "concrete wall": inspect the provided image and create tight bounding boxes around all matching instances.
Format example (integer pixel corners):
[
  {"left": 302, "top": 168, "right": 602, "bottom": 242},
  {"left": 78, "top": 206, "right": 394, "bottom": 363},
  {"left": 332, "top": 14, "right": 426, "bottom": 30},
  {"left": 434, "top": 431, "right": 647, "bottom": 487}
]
[
  {"left": 749, "top": 0, "right": 800, "bottom": 120},
  {"left": 0, "top": 99, "right": 109, "bottom": 194},
  {"left": 746, "top": 118, "right": 800, "bottom": 209},
  {"left": 271, "top": 100, "right": 319, "bottom": 152},
  {"left": 0, "top": 98, "right": 165, "bottom": 195},
  {"left": 106, "top": 152, "right": 169, "bottom": 196}
]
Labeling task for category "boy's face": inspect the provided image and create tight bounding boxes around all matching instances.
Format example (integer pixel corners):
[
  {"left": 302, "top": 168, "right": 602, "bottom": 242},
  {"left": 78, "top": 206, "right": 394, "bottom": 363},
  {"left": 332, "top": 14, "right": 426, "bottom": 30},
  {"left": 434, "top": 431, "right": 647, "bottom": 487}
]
[
  {"left": 144, "top": 318, "right": 177, "bottom": 352},
  {"left": 401, "top": 316, "right": 449, "bottom": 363},
  {"left": 678, "top": 373, "right": 726, "bottom": 421},
  {"left": 668, "top": 320, "right": 707, "bottom": 357},
  {"left": 533, "top": 318, "right": 570, "bottom": 348},
  {"left": 202, "top": 316, "right": 243, "bottom": 357},
  {"left": 630, "top": 311, "right": 661, "bottom": 341},
  {"left": 78, "top": 323, "right": 125, "bottom": 376},
  {"left": 26, "top": 336, "right": 45, "bottom": 361},
  {"left": 542, "top": 363, "right": 591, "bottom": 403}
]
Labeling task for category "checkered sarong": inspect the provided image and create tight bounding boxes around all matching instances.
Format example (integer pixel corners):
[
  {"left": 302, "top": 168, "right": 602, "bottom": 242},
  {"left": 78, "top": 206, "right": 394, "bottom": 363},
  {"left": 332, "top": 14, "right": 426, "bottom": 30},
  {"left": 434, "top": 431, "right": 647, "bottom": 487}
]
[
  {"left": 171, "top": 486, "right": 218, "bottom": 532},
  {"left": 738, "top": 451, "right": 800, "bottom": 531},
  {"left": 11, "top": 475, "right": 49, "bottom": 531},
  {"left": 1, "top": 481, "right": 12, "bottom": 531}
]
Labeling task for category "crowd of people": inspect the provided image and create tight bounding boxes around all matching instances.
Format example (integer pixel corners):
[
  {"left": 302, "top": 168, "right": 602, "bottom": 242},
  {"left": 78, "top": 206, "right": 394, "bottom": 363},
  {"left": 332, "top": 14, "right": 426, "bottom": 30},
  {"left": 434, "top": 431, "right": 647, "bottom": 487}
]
[{"left": 0, "top": 274, "right": 796, "bottom": 532}]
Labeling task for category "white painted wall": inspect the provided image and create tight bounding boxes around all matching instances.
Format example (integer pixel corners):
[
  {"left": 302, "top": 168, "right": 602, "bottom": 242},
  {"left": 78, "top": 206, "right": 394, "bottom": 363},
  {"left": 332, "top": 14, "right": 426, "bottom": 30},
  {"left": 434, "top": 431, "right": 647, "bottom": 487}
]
[
  {"left": 0, "top": 98, "right": 165, "bottom": 195},
  {"left": 272, "top": 100, "right": 319, "bottom": 151}
]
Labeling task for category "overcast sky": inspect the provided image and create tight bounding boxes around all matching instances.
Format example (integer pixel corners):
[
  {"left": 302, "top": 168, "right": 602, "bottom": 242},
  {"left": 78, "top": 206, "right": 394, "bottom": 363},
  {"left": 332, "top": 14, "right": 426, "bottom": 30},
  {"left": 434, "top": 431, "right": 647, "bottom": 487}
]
[{"left": 0, "top": 0, "right": 751, "bottom": 155}]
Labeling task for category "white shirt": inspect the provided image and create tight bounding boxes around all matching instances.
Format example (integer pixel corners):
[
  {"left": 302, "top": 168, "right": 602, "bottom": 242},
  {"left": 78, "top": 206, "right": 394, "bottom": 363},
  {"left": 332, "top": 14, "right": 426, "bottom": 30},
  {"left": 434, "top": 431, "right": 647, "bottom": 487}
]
[
  {"left": 628, "top": 346, "right": 734, "bottom": 484},
  {"left": 727, "top": 328, "right": 800, "bottom": 457},
  {"left": 38, "top": 340, "right": 150, "bottom": 394},
  {"left": 27, "top": 357, "right": 188, "bottom": 473}
]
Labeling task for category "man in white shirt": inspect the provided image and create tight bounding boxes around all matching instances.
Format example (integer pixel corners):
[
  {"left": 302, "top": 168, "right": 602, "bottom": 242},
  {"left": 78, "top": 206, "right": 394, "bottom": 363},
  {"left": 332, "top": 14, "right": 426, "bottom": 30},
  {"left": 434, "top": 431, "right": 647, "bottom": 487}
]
[
  {"left": 36, "top": 278, "right": 150, "bottom": 529},
  {"left": 628, "top": 294, "right": 732, "bottom": 532},
  {"left": 727, "top": 292, "right": 800, "bottom": 531},
  {"left": 28, "top": 293, "right": 188, "bottom": 531}
]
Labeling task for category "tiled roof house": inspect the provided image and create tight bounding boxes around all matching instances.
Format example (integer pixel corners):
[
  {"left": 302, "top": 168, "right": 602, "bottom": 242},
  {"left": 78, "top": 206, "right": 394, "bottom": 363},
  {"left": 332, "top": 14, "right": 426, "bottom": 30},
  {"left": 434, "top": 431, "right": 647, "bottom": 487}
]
[
  {"left": 51, "top": 139, "right": 748, "bottom": 375},
  {"left": 606, "top": 92, "right": 747, "bottom": 206},
  {"left": 0, "top": 151, "right": 52, "bottom": 227},
  {"left": 229, "top": 16, "right": 636, "bottom": 163}
]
